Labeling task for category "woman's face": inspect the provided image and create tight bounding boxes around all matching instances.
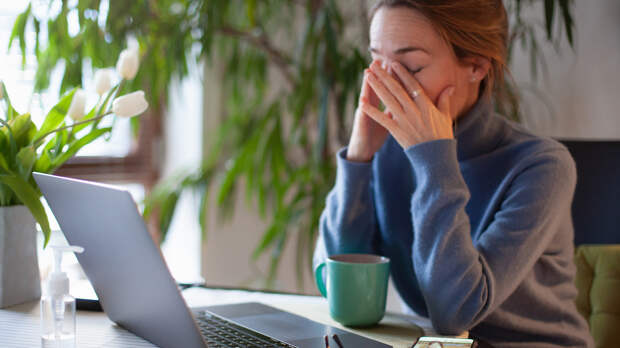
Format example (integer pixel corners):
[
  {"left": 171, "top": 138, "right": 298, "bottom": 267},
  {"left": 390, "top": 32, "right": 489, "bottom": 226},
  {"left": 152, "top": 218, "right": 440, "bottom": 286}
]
[{"left": 369, "top": 6, "right": 485, "bottom": 119}]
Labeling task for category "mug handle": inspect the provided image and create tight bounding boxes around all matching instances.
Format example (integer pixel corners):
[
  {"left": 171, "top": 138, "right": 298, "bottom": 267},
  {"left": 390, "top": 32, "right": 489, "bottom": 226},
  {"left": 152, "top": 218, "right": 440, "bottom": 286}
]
[{"left": 314, "top": 262, "right": 327, "bottom": 298}]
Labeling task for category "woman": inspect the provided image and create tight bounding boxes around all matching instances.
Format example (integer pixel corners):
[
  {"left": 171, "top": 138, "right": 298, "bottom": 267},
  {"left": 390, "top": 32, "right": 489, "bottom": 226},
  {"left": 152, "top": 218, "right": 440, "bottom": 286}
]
[{"left": 313, "top": 1, "right": 594, "bottom": 347}]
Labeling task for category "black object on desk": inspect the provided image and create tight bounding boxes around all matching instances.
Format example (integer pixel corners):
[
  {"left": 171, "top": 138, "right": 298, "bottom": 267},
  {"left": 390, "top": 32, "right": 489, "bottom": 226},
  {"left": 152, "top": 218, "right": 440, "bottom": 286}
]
[{"left": 76, "top": 298, "right": 103, "bottom": 312}]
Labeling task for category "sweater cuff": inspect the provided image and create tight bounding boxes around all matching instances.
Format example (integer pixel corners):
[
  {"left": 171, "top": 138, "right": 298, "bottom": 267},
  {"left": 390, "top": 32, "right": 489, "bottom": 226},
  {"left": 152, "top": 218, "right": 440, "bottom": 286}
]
[
  {"left": 404, "top": 139, "right": 460, "bottom": 178},
  {"left": 336, "top": 147, "right": 374, "bottom": 191}
]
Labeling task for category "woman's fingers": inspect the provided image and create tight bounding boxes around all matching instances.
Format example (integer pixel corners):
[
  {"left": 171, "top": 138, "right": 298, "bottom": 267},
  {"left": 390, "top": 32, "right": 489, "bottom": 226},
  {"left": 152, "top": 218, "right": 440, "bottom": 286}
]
[
  {"left": 359, "top": 97, "right": 397, "bottom": 133},
  {"left": 370, "top": 61, "right": 415, "bottom": 112},
  {"left": 361, "top": 69, "right": 381, "bottom": 108},
  {"left": 437, "top": 85, "right": 455, "bottom": 118},
  {"left": 360, "top": 97, "right": 422, "bottom": 147},
  {"left": 360, "top": 69, "right": 371, "bottom": 100},
  {"left": 366, "top": 70, "right": 404, "bottom": 115},
  {"left": 390, "top": 61, "right": 433, "bottom": 114},
  {"left": 434, "top": 85, "right": 456, "bottom": 138}
]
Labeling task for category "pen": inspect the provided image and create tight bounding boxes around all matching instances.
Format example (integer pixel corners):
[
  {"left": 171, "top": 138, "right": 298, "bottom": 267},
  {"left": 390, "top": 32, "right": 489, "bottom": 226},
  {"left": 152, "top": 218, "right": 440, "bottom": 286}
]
[
  {"left": 324, "top": 335, "right": 330, "bottom": 348},
  {"left": 332, "top": 334, "right": 344, "bottom": 348}
]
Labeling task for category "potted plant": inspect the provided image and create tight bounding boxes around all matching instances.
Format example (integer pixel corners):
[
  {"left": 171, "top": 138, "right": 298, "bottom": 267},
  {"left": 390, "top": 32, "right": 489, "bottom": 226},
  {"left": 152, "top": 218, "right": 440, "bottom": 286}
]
[{"left": 0, "top": 48, "right": 148, "bottom": 308}]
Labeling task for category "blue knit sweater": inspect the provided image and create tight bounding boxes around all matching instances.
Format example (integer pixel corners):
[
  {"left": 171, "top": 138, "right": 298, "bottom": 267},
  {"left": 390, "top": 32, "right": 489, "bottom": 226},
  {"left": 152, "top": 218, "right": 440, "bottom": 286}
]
[{"left": 313, "top": 100, "right": 594, "bottom": 347}]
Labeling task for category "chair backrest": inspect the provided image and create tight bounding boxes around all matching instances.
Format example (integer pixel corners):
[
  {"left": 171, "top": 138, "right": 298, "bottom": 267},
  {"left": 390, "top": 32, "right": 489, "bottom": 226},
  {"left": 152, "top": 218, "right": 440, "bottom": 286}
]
[
  {"left": 574, "top": 244, "right": 620, "bottom": 348},
  {"left": 559, "top": 140, "right": 620, "bottom": 246}
]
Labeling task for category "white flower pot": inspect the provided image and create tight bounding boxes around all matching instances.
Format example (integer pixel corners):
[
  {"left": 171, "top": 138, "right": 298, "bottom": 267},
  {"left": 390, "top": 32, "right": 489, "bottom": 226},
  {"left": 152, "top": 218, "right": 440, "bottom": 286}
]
[{"left": 0, "top": 205, "right": 41, "bottom": 308}]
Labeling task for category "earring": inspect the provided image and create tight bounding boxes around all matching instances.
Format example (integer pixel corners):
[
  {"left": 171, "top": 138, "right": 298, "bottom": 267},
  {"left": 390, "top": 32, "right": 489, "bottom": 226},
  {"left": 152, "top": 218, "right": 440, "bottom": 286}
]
[{"left": 470, "top": 76, "right": 477, "bottom": 83}]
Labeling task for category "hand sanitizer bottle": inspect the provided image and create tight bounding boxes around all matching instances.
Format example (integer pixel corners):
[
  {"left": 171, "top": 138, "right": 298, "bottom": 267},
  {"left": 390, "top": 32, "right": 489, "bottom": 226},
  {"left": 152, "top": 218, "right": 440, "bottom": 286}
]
[{"left": 41, "top": 245, "right": 84, "bottom": 348}]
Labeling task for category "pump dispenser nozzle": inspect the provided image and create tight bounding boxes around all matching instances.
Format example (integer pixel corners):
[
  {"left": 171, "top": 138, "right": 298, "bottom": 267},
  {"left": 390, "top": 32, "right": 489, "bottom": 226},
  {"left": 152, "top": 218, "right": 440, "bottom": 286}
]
[{"left": 48, "top": 246, "right": 84, "bottom": 297}]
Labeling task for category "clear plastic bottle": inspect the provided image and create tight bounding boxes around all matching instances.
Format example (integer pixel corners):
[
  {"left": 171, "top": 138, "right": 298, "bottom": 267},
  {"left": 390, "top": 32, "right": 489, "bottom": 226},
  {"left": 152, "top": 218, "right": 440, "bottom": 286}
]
[
  {"left": 41, "top": 294, "right": 76, "bottom": 348},
  {"left": 40, "top": 246, "right": 83, "bottom": 348}
]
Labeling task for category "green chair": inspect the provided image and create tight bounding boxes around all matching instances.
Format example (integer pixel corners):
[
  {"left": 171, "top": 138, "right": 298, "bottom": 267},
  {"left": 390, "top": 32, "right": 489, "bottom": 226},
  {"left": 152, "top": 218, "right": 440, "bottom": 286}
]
[{"left": 574, "top": 245, "right": 620, "bottom": 348}]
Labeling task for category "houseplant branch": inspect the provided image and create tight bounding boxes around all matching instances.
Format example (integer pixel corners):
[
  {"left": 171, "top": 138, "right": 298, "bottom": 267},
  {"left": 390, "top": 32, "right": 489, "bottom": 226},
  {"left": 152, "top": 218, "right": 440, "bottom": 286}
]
[
  {"left": 32, "top": 112, "right": 113, "bottom": 147},
  {"left": 218, "top": 25, "right": 296, "bottom": 88}
]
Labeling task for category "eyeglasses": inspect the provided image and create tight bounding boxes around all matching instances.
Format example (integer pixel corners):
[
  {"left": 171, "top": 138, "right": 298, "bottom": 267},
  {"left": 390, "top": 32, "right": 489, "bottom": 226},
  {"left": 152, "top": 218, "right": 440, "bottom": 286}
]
[{"left": 324, "top": 334, "right": 345, "bottom": 348}]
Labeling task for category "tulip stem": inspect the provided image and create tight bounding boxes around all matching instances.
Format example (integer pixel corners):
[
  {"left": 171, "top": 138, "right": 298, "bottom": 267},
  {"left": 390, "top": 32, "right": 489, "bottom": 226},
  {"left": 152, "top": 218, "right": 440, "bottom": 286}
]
[
  {"left": 93, "top": 80, "right": 123, "bottom": 129},
  {"left": 32, "top": 111, "right": 113, "bottom": 147}
]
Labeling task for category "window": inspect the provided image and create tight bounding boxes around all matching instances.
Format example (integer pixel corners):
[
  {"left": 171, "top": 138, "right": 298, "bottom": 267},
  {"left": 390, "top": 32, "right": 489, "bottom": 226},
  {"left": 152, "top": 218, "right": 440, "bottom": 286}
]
[{"left": 0, "top": 2, "right": 160, "bottom": 189}]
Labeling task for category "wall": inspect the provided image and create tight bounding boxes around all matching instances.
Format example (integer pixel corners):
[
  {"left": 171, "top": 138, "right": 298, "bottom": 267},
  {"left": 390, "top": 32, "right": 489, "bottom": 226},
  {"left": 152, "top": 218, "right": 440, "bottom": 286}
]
[
  {"left": 199, "top": 50, "right": 319, "bottom": 293},
  {"left": 509, "top": 0, "right": 620, "bottom": 139}
]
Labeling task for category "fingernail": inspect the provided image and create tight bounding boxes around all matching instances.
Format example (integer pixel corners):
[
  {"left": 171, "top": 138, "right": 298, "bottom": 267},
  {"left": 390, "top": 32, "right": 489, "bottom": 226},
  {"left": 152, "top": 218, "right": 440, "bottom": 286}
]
[{"left": 391, "top": 62, "right": 398, "bottom": 69}]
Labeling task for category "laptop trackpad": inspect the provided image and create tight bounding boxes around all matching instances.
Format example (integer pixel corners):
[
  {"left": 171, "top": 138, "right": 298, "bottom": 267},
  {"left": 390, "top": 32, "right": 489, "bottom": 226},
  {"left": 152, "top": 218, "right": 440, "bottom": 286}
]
[{"left": 236, "top": 312, "right": 334, "bottom": 341}]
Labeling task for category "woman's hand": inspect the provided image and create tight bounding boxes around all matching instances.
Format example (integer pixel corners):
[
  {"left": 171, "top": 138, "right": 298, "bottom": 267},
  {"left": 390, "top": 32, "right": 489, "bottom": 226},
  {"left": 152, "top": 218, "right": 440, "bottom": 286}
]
[
  {"left": 347, "top": 65, "right": 389, "bottom": 162},
  {"left": 360, "top": 61, "right": 455, "bottom": 149}
]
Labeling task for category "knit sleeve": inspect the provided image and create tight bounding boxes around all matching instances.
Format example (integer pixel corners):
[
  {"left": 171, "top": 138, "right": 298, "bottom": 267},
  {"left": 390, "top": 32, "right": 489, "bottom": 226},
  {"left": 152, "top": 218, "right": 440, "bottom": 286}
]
[
  {"left": 313, "top": 147, "right": 381, "bottom": 268},
  {"left": 404, "top": 139, "right": 576, "bottom": 335}
]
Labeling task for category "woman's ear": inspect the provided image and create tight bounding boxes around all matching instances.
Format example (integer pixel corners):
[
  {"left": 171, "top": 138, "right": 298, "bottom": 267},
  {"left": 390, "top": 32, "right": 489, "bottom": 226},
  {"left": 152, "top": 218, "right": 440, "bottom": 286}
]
[{"left": 463, "top": 56, "right": 491, "bottom": 83}]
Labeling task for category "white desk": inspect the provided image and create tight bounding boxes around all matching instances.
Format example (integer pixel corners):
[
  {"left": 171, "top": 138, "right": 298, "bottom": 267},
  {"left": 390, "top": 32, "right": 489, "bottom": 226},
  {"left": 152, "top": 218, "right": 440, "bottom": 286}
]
[{"left": 0, "top": 287, "right": 449, "bottom": 348}]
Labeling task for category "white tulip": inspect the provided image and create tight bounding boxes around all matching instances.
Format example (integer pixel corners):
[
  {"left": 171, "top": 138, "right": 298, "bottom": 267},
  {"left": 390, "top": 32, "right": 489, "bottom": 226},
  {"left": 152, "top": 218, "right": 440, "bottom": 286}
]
[
  {"left": 94, "top": 69, "right": 112, "bottom": 96},
  {"left": 67, "top": 89, "right": 87, "bottom": 121},
  {"left": 116, "top": 48, "right": 139, "bottom": 80},
  {"left": 112, "top": 90, "right": 148, "bottom": 118}
]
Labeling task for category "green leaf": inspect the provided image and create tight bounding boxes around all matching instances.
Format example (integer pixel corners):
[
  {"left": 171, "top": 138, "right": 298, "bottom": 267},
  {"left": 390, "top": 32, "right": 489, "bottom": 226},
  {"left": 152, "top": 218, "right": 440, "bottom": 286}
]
[
  {"left": 0, "top": 174, "right": 51, "bottom": 247},
  {"left": 198, "top": 182, "right": 210, "bottom": 240},
  {"left": 33, "top": 150, "right": 52, "bottom": 174},
  {"left": 16, "top": 146, "right": 35, "bottom": 180},
  {"left": 8, "top": 113, "right": 35, "bottom": 148},
  {"left": 253, "top": 219, "right": 284, "bottom": 260},
  {"left": 314, "top": 77, "right": 329, "bottom": 163},
  {"left": 246, "top": 0, "right": 257, "bottom": 26},
  {"left": 0, "top": 151, "right": 9, "bottom": 172},
  {"left": 558, "top": 0, "right": 575, "bottom": 48},
  {"left": 33, "top": 88, "right": 77, "bottom": 141},
  {"left": 216, "top": 133, "right": 256, "bottom": 206},
  {"left": 157, "top": 191, "right": 180, "bottom": 243},
  {"left": 1, "top": 82, "right": 19, "bottom": 120},
  {"left": 0, "top": 118, "right": 18, "bottom": 162},
  {"left": 0, "top": 181, "right": 16, "bottom": 206},
  {"left": 49, "top": 127, "right": 111, "bottom": 170},
  {"left": 544, "top": 0, "right": 556, "bottom": 41},
  {"left": 33, "top": 17, "right": 40, "bottom": 57},
  {"left": 8, "top": 3, "right": 31, "bottom": 67}
]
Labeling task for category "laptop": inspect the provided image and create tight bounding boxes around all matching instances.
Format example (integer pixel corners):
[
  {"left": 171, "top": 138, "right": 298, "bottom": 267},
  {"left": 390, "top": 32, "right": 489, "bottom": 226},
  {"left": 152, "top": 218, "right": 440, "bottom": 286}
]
[{"left": 34, "top": 173, "right": 391, "bottom": 348}]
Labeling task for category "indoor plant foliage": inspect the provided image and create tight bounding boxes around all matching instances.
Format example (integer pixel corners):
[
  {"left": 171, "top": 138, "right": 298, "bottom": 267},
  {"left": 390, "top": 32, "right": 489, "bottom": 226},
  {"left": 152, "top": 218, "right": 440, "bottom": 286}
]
[
  {"left": 10, "top": 0, "right": 575, "bottom": 289},
  {"left": 0, "top": 50, "right": 148, "bottom": 248}
]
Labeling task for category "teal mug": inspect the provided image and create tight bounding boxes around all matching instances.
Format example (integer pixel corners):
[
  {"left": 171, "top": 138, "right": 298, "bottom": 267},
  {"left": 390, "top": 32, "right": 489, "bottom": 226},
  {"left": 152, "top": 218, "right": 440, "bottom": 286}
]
[{"left": 314, "top": 254, "right": 390, "bottom": 327}]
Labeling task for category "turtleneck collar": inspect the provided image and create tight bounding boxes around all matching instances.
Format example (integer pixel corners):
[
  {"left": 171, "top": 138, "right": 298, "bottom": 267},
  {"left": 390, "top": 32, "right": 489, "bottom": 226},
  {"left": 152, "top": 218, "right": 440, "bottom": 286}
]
[{"left": 453, "top": 98, "right": 504, "bottom": 161}]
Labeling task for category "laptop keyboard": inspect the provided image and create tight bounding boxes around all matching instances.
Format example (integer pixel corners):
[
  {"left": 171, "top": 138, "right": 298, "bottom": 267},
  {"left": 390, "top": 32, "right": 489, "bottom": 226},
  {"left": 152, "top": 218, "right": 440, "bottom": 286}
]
[{"left": 195, "top": 310, "right": 297, "bottom": 348}]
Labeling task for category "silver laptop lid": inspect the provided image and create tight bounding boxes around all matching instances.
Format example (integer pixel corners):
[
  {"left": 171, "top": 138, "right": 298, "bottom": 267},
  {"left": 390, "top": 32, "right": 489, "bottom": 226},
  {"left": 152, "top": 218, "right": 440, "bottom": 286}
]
[{"left": 34, "top": 172, "right": 207, "bottom": 348}]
